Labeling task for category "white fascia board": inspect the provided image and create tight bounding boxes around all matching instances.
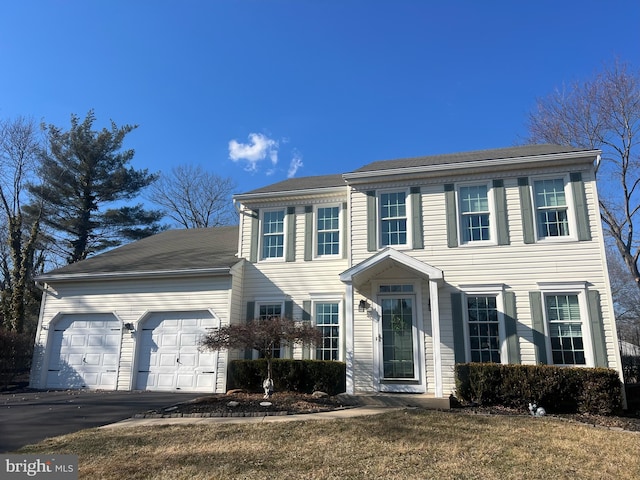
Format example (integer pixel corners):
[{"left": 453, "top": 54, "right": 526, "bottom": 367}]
[
  {"left": 233, "top": 186, "right": 347, "bottom": 203},
  {"left": 342, "top": 150, "right": 601, "bottom": 183},
  {"left": 340, "top": 247, "right": 443, "bottom": 283},
  {"left": 36, "top": 267, "right": 233, "bottom": 283}
]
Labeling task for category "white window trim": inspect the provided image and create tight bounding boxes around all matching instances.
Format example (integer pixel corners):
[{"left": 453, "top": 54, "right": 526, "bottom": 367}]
[
  {"left": 459, "top": 284, "right": 507, "bottom": 364},
  {"left": 530, "top": 174, "right": 578, "bottom": 243},
  {"left": 314, "top": 204, "right": 342, "bottom": 259},
  {"left": 537, "top": 281, "right": 593, "bottom": 367},
  {"left": 456, "top": 181, "right": 497, "bottom": 247},
  {"left": 377, "top": 188, "right": 412, "bottom": 250},
  {"left": 310, "top": 295, "right": 344, "bottom": 361},
  {"left": 259, "top": 208, "right": 287, "bottom": 262}
]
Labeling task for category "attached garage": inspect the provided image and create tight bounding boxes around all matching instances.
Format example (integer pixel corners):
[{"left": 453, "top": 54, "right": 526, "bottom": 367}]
[
  {"left": 135, "top": 311, "right": 219, "bottom": 392},
  {"left": 46, "top": 314, "right": 121, "bottom": 390}
]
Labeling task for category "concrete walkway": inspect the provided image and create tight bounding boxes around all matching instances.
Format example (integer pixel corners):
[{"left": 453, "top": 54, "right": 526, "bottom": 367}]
[{"left": 102, "top": 406, "right": 400, "bottom": 429}]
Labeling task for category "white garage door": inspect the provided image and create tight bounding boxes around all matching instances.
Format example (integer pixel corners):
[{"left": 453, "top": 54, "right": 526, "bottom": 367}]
[
  {"left": 136, "top": 311, "right": 218, "bottom": 392},
  {"left": 46, "top": 314, "right": 121, "bottom": 390}
]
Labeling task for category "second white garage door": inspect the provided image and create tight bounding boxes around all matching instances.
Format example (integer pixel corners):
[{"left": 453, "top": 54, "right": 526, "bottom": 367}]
[{"left": 136, "top": 311, "right": 218, "bottom": 392}]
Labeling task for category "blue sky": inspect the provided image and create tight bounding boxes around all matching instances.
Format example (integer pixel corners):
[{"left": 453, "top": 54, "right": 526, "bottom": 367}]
[{"left": 1, "top": 1, "right": 639, "bottom": 195}]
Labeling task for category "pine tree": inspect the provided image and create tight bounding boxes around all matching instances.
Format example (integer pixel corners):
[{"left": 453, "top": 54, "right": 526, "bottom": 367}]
[{"left": 29, "top": 111, "right": 163, "bottom": 263}]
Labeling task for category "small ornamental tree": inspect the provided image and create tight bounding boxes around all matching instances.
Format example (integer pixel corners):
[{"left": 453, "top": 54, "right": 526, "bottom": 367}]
[{"left": 200, "top": 316, "right": 322, "bottom": 396}]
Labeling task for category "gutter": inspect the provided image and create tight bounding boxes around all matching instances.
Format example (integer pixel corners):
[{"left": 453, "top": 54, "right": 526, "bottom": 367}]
[
  {"left": 233, "top": 185, "right": 347, "bottom": 202},
  {"left": 35, "top": 266, "right": 235, "bottom": 283}
]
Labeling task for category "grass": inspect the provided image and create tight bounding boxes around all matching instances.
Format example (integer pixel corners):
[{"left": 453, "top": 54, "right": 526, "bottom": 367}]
[{"left": 17, "top": 409, "right": 640, "bottom": 479}]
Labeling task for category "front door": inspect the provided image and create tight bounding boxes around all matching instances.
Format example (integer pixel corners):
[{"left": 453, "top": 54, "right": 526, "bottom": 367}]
[{"left": 377, "top": 295, "right": 424, "bottom": 392}]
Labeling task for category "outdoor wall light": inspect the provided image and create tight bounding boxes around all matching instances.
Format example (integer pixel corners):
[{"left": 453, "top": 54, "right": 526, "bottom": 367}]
[
  {"left": 124, "top": 322, "right": 135, "bottom": 331},
  {"left": 358, "top": 299, "right": 370, "bottom": 312}
]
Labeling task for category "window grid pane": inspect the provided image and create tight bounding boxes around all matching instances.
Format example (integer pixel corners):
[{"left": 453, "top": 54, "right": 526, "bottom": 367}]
[
  {"left": 262, "top": 210, "right": 285, "bottom": 258},
  {"left": 380, "top": 192, "right": 407, "bottom": 246},
  {"left": 259, "top": 304, "right": 282, "bottom": 358},
  {"left": 467, "top": 295, "right": 500, "bottom": 363},
  {"left": 315, "top": 303, "right": 339, "bottom": 361},
  {"left": 534, "top": 179, "right": 569, "bottom": 238},
  {"left": 460, "top": 186, "right": 490, "bottom": 242},
  {"left": 317, "top": 207, "right": 340, "bottom": 256},
  {"left": 546, "top": 294, "right": 585, "bottom": 365}
]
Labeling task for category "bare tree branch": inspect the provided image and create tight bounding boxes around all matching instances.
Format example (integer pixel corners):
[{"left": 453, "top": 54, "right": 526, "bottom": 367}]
[{"left": 147, "top": 164, "right": 237, "bottom": 229}]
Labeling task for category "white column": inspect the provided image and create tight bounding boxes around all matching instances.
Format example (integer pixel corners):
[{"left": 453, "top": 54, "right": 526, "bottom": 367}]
[
  {"left": 344, "top": 281, "right": 355, "bottom": 394},
  {"left": 429, "top": 279, "right": 443, "bottom": 398}
]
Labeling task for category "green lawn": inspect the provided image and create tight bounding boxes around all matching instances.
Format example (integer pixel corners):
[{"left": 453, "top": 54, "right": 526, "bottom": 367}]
[{"left": 17, "top": 410, "right": 640, "bottom": 479}]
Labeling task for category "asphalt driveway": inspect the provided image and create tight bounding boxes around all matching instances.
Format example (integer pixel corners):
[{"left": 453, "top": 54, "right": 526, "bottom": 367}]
[{"left": 0, "top": 390, "right": 202, "bottom": 452}]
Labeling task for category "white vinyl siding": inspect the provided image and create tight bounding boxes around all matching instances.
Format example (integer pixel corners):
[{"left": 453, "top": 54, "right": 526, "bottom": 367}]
[{"left": 31, "top": 275, "right": 232, "bottom": 393}]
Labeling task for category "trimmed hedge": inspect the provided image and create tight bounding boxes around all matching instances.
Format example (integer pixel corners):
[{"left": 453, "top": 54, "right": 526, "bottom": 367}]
[
  {"left": 455, "top": 363, "right": 623, "bottom": 415},
  {"left": 228, "top": 359, "right": 346, "bottom": 396}
]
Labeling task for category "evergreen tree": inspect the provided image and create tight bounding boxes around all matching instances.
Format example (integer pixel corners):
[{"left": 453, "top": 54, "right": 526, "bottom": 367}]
[{"left": 29, "top": 111, "right": 163, "bottom": 263}]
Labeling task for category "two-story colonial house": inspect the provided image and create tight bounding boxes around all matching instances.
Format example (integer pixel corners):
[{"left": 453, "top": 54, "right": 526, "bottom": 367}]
[{"left": 30, "top": 144, "right": 623, "bottom": 401}]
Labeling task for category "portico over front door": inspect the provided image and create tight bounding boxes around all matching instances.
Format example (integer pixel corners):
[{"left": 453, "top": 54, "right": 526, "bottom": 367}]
[{"left": 375, "top": 293, "right": 426, "bottom": 393}]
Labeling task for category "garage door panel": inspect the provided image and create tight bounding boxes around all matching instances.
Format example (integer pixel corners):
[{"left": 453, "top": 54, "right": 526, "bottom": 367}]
[
  {"left": 179, "top": 354, "right": 196, "bottom": 366},
  {"left": 46, "top": 314, "right": 121, "bottom": 390},
  {"left": 136, "top": 311, "right": 218, "bottom": 392}
]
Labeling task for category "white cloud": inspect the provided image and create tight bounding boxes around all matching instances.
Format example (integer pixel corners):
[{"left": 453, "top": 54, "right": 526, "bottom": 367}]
[
  {"left": 228, "top": 133, "right": 278, "bottom": 172},
  {"left": 287, "top": 151, "right": 303, "bottom": 178}
]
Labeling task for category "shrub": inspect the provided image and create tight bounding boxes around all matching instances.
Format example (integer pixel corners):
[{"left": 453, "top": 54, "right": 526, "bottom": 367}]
[
  {"left": 455, "top": 363, "right": 623, "bottom": 415},
  {"left": 0, "top": 329, "right": 34, "bottom": 390},
  {"left": 228, "top": 359, "right": 346, "bottom": 395}
]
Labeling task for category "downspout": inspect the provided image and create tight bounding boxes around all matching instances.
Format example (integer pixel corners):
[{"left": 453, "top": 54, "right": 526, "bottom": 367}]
[{"left": 29, "top": 280, "right": 50, "bottom": 388}]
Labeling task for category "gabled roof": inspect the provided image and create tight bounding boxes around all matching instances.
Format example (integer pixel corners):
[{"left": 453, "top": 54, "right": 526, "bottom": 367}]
[
  {"left": 340, "top": 247, "right": 443, "bottom": 286},
  {"left": 37, "top": 225, "right": 240, "bottom": 281},
  {"left": 349, "top": 144, "right": 589, "bottom": 173}
]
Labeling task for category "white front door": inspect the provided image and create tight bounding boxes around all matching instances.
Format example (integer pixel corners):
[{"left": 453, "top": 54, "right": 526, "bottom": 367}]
[
  {"left": 136, "top": 311, "right": 217, "bottom": 392},
  {"left": 376, "top": 295, "right": 425, "bottom": 392},
  {"left": 46, "top": 314, "right": 121, "bottom": 390}
]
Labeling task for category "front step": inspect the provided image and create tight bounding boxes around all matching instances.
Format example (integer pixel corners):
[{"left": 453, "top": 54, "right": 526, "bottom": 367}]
[{"left": 335, "top": 393, "right": 451, "bottom": 410}]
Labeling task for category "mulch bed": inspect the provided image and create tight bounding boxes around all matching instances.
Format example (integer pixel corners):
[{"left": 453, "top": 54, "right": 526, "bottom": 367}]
[{"left": 138, "top": 391, "right": 353, "bottom": 418}]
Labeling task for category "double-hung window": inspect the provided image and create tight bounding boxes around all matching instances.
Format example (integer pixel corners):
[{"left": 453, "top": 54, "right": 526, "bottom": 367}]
[
  {"left": 380, "top": 191, "right": 407, "bottom": 247},
  {"left": 258, "top": 302, "right": 283, "bottom": 358},
  {"left": 262, "top": 209, "right": 285, "bottom": 259},
  {"left": 545, "top": 294, "right": 585, "bottom": 365},
  {"left": 315, "top": 302, "right": 340, "bottom": 360},
  {"left": 459, "top": 184, "right": 490, "bottom": 243},
  {"left": 316, "top": 206, "right": 340, "bottom": 256},
  {"left": 533, "top": 178, "right": 570, "bottom": 239},
  {"left": 466, "top": 295, "right": 501, "bottom": 363}
]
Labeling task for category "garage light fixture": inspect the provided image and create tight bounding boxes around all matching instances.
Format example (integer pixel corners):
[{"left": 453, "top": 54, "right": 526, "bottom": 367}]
[{"left": 124, "top": 322, "right": 135, "bottom": 331}]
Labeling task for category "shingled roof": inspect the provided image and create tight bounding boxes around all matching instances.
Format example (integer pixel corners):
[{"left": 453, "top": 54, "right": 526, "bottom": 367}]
[
  {"left": 38, "top": 225, "right": 240, "bottom": 280},
  {"left": 350, "top": 144, "right": 588, "bottom": 173},
  {"left": 238, "top": 174, "right": 346, "bottom": 196}
]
